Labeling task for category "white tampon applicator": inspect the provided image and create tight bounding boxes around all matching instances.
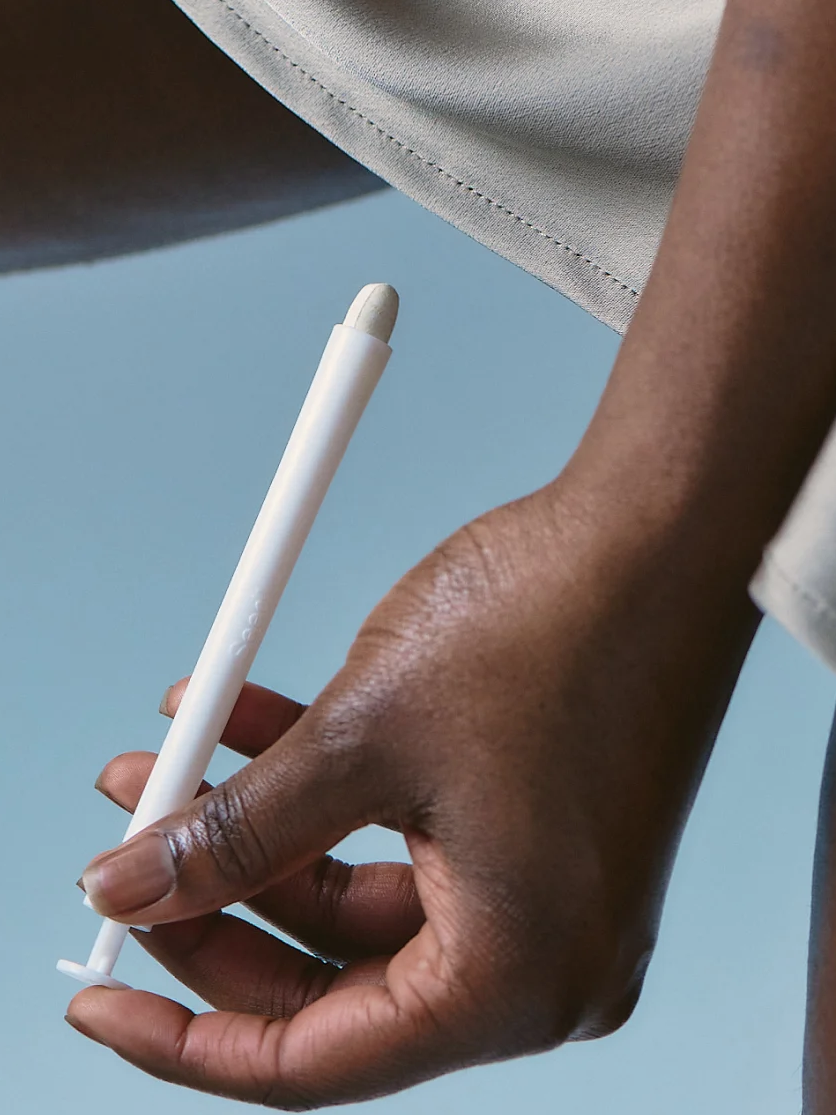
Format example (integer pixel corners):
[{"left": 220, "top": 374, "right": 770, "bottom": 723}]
[{"left": 58, "top": 283, "right": 399, "bottom": 992}]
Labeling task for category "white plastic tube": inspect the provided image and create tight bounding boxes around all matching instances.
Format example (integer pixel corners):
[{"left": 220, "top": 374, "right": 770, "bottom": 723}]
[{"left": 58, "top": 285, "right": 398, "bottom": 991}]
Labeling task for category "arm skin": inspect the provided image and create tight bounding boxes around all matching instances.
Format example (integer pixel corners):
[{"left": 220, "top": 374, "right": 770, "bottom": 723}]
[
  {"left": 61, "top": 0, "right": 836, "bottom": 1107},
  {"left": 575, "top": 0, "right": 836, "bottom": 575},
  {"left": 0, "top": 0, "right": 383, "bottom": 272}
]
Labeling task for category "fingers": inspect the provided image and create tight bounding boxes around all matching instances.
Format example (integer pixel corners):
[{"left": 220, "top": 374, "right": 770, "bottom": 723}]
[
  {"left": 96, "top": 751, "right": 424, "bottom": 961},
  {"left": 82, "top": 692, "right": 391, "bottom": 926},
  {"left": 66, "top": 921, "right": 475, "bottom": 1108},
  {"left": 95, "top": 750, "right": 213, "bottom": 807},
  {"left": 127, "top": 911, "right": 388, "bottom": 1016},
  {"left": 161, "top": 678, "right": 308, "bottom": 759},
  {"left": 255, "top": 859, "right": 422, "bottom": 962},
  {"left": 66, "top": 989, "right": 300, "bottom": 1107},
  {"left": 72, "top": 789, "right": 522, "bottom": 1107},
  {"left": 135, "top": 913, "right": 341, "bottom": 1017},
  {"left": 159, "top": 677, "right": 401, "bottom": 833}
]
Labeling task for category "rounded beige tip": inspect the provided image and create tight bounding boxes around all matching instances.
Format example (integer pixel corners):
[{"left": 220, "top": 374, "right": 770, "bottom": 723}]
[{"left": 342, "top": 284, "right": 399, "bottom": 344}]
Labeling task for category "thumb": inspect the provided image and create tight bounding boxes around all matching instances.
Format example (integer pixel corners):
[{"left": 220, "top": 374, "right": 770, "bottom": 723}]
[{"left": 81, "top": 702, "right": 378, "bottom": 926}]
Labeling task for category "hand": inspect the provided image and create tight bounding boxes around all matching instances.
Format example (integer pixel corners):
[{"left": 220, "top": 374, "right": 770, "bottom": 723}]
[{"left": 67, "top": 464, "right": 759, "bottom": 1109}]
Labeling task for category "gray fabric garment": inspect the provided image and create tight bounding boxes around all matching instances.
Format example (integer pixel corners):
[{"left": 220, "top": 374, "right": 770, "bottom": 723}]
[
  {"left": 173, "top": 0, "right": 836, "bottom": 674},
  {"left": 175, "top": 0, "right": 724, "bottom": 334},
  {"left": 750, "top": 425, "right": 836, "bottom": 675}
]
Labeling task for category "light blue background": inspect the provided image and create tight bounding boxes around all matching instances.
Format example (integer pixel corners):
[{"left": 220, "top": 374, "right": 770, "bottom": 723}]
[{"left": 1, "top": 188, "right": 833, "bottom": 1113}]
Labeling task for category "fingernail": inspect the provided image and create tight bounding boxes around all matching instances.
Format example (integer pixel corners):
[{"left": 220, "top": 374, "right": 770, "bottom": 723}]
[
  {"left": 159, "top": 685, "right": 174, "bottom": 716},
  {"left": 82, "top": 833, "right": 176, "bottom": 918}
]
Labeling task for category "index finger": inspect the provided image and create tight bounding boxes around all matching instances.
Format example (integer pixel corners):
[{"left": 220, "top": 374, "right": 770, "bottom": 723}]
[{"left": 162, "top": 677, "right": 308, "bottom": 759}]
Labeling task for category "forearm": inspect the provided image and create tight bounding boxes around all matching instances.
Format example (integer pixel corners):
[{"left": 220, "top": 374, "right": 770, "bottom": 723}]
[
  {"left": 572, "top": 0, "right": 836, "bottom": 579},
  {"left": 0, "top": 1, "right": 382, "bottom": 272}
]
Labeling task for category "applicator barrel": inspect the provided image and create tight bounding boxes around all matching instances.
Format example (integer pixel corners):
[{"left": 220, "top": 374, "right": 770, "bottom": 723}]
[{"left": 84, "top": 324, "right": 391, "bottom": 977}]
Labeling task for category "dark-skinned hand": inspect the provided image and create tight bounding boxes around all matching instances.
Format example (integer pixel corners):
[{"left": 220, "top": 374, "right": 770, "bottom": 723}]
[{"left": 67, "top": 466, "right": 759, "bottom": 1109}]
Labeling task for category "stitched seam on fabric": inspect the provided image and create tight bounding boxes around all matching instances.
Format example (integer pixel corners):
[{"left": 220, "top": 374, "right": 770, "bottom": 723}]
[
  {"left": 214, "top": 0, "right": 640, "bottom": 297},
  {"left": 759, "top": 551, "right": 836, "bottom": 629}
]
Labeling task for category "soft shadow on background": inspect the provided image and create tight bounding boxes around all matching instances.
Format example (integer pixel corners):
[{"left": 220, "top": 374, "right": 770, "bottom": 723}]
[{"left": 1, "top": 188, "right": 833, "bottom": 1113}]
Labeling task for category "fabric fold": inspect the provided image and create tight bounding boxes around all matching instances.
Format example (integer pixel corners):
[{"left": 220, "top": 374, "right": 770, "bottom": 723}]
[{"left": 173, "top": 0, "right": 836, "bottom": 673}]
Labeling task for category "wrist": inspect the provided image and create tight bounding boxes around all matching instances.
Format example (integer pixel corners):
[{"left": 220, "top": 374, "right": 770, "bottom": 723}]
[
  {"left": 553, "top": 426, "right": 773, "bottom": 600},
  {"left": 553, "top": 0, "right": 836, "bottom": 595},
  {"left": 532, "top": 451, "right": 762, "bottom": 751}
]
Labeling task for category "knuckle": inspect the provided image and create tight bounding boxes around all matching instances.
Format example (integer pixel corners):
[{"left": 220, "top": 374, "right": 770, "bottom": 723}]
[
  {"left": 181, "top": 779, "right": 273, "bottom": 889},
  {"left": 595, "top": 979, "right": 644, "bottom": 1037},
  {"left": 305, "top": 683, "right": 392, "bottom": 792},
  {"left": 431, "top": 518, "right": 504, "bottom": 606},
  {"left": 499, "top": 926, "right": 655, "bottom": 1053},
  {"left": 263, "top": 955, "right": 338, "bottom": 1021},
  {"left": 587, "top": 945, "right": 653, "bottom": 1038},
  {"left": 310, "top": 855, "right": 353, "bottom": 937},
  {"left": 312, "top": 692, "right": 372, "bottom": 762},
  {"left": 507, "top": 990, "right": 582, "bottom": 1055},
  {"left": 566, "top": 937, "right": 655, "bottom": 1042}
]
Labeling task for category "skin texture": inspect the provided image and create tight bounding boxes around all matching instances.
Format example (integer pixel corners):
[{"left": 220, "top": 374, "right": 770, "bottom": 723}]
[
  {"left": 47, "top": 0, "right": 836, "bottom": 1107},
  {"left": 0, "top": 0, "right": 383, "bottom": 272},
  {"left": 77, "top": 479, "right": 761, "bottom": 1107}
]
